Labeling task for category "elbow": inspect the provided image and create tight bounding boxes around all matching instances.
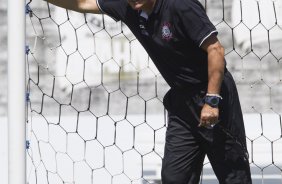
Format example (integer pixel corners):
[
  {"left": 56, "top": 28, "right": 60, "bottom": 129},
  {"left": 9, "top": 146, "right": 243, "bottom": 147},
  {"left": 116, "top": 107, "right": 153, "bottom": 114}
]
[
  {"left": 76, "top": 0, "right": 91, "bottom": 13},
  {"left": 209, "top": 43, "right": 225, "bottom": 58},
  {"left": 207, "top": 43, "right": 225, "bottom": 75},
  {"left": 76, "top": 0, "right": 86, "bottom": 12},
  {"left": 77, "top": 0, "right": 100, "bottom": 13}
]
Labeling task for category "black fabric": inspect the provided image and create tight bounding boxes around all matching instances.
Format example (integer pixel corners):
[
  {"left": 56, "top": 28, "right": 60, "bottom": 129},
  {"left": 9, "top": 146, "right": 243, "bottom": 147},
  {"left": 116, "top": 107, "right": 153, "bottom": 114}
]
[
  {"left": 175, "top": 0, "right": 218, "bottom": 46},
  {"left": 96, "top": 0, "right": 219, "bottom": 89},
  {"left": 96, "top": 0, "right": 129, "bottom": 21},
  {"left": 161, "top": 71, "right": 252, "bottom": 184}
]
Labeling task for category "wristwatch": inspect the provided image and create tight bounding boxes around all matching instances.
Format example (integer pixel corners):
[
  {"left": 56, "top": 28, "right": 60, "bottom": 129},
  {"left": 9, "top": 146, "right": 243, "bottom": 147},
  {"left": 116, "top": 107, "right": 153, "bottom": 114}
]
[{"left": 204, "top": 94, "right": 222, "bottom": 108}]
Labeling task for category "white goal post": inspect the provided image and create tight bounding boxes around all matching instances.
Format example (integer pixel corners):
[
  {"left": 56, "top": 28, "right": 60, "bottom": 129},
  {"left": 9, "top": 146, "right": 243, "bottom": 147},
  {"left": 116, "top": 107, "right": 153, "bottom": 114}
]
[{"left": 8, "top": 0, "right": 26, "bottom": 183}]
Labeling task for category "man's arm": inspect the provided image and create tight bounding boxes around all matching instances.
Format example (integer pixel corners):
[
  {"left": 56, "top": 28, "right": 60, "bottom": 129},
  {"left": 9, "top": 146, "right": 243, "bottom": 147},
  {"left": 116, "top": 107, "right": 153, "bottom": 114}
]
[
  {"left": 45, "top": 0, "right": 101, "bottom": 14},
  {"left": 199, "top": 35, "right": 225, "bottom": 127},
  {"left": 202, "top": 35, "right": 225, "bottom": 95}
]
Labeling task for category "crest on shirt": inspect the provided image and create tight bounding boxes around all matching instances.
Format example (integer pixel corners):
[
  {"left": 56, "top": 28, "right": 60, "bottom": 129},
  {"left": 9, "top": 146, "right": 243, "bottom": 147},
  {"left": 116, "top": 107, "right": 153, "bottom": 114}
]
[{"left": 162, "top": 22, "right": 173, "bottom": 41}]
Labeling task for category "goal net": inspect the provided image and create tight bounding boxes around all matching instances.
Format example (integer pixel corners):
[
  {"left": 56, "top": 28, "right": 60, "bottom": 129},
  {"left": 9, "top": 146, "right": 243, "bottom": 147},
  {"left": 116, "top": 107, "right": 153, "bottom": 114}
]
[{"left": 25, "top": 0, "right": 282, "bottom": 183}]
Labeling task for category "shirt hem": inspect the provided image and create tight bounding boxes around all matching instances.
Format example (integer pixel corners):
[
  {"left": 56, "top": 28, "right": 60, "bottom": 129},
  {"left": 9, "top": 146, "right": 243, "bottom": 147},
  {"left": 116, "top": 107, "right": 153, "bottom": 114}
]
[
  {"left": 96, "top": 0, "right": 119, "bottom": 22},
  {"left": 96, "top": 0, "right": 105, "bottom": 14},
  {"left": 199, "top": 30, "right": 218, "bottom": 47}
]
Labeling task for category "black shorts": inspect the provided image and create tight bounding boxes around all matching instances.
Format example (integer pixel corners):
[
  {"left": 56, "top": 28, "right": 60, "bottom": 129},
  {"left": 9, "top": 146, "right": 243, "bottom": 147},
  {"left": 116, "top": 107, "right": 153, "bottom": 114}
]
[{"left": 161, "top": 71, "right": 252, "bottom": 184}]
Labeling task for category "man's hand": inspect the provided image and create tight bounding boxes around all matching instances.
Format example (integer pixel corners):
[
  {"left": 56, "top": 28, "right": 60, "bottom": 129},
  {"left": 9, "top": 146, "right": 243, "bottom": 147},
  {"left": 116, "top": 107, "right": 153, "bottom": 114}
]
[{"left": 199, "top": 104, "right": 219, "bottom": 127}]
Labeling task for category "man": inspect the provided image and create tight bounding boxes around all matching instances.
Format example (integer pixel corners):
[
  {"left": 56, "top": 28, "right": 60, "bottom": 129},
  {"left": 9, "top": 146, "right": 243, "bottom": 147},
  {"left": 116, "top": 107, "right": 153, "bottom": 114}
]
[{"left": 45, "top": 0, "right": 252, "bottom": 183}]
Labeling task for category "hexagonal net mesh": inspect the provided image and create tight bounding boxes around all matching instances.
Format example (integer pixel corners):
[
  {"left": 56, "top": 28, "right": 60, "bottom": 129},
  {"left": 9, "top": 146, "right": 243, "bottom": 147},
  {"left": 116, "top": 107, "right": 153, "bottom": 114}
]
[{"left": 25, "top": 0, "right": 282, "bottom": 183}]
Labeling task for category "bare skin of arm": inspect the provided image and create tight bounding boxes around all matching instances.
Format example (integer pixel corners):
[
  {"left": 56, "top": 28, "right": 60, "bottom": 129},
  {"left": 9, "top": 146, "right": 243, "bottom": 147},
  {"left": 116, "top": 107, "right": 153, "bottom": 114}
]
[
  {"left": 44, "top": 0, "right": 101, "bottom": 14},
  {"left": 199, "top": 35, "right": 225, "bottom": 127}
]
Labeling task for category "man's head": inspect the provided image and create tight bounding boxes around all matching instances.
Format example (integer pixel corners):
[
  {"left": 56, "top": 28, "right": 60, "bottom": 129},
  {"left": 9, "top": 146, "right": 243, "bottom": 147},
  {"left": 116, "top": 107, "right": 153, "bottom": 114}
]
[{"left": 127, "top": 0, "right": 156, "bottom": 13}]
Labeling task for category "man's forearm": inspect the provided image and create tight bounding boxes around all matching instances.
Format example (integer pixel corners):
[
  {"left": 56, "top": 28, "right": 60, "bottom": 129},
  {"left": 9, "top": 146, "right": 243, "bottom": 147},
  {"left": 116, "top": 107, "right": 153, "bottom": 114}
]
[
  {"left": 44, "top": 0, "right": 100, "bottom": 14},
  {"left": 199, "top": 39, "right": 225, "bottom": 127},
  {"left": 200, "top": 35, "right": 225, "bottom": 95},
  {"left": 207, "top": 44, "right": 225, "bottom": 95}
]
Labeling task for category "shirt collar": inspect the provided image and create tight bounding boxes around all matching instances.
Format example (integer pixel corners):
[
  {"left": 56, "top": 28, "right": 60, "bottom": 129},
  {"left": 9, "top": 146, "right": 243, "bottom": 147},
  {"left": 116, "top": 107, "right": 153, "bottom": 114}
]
[{"left": 140, "top": 10, "right": 149, "bottom": 20}]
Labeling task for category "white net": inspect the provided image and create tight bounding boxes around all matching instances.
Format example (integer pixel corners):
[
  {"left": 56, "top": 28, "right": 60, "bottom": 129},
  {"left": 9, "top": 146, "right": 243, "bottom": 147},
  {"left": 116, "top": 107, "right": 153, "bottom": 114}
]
[{"left": 25, "top": 0, "right": 282, "bottom": 183}]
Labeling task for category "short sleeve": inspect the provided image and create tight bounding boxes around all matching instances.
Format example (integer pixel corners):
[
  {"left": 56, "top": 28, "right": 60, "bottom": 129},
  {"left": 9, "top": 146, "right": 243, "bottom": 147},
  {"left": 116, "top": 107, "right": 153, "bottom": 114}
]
[
  {"left": 175, "top": 0, "right": 218, "bottom": 47},
  {"left": 96, "top": 0, "right": 128, "bottom": 21}
]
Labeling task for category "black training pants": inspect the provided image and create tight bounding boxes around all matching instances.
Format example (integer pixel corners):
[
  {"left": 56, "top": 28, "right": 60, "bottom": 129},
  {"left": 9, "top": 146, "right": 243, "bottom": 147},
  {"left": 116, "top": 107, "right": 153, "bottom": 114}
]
[{"left": 161, "top": 71, "right": 252, "bottom": 184}]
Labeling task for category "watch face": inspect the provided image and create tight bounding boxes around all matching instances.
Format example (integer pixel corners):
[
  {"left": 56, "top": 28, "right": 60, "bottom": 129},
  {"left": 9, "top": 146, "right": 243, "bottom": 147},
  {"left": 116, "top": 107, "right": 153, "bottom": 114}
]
[
  {"left": 210, "top": 97, "right": 219, "bottom": 105},
  {"left": 205, "top": 96, "right": 220, "bottom": 107}
]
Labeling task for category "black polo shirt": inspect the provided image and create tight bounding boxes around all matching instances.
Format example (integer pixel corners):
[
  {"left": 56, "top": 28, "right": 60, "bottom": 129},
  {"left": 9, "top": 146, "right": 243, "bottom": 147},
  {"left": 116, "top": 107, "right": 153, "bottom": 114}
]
[{"left": 96, "top": 0, "right": 218, "bottom": 89}]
